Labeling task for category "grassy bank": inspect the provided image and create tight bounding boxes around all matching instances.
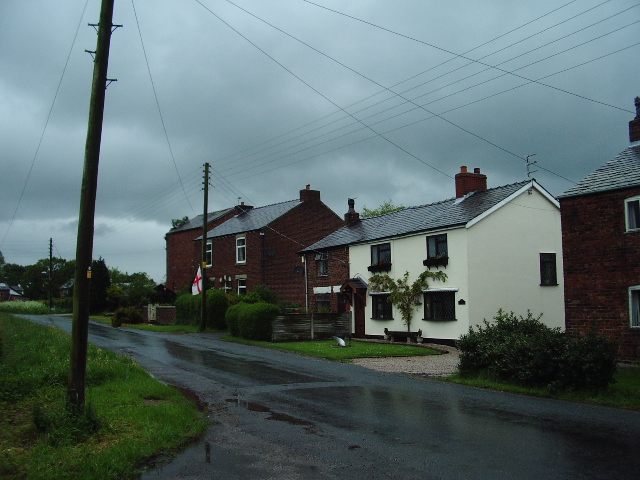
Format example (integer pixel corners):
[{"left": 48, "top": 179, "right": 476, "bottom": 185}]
[
  {"left": 445, "top": 367, "right": 640, "bottom": 410},
  {"left": 0, "top": 314, "right": 207, "bottom": 480},
  {"left": 222, "top": 336, "right": 439, "bottom": 361}
]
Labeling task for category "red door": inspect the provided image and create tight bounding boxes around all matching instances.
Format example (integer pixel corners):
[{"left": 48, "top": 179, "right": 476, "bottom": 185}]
[{"left": 354, "top": 293, "right": 365, "bottom": 337}]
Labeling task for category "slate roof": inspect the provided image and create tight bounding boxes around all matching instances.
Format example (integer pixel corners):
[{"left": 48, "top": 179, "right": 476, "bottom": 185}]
[
  {"left": 167, "top": 208, "right": 235, "bottom": 233},
  {"left": 559, "top": 145, "right": 640, "bottom": 198},
  {"left": 202, "top": 199, "right": 301, "bottom": 239},
  {"left": 301, "top": 180, "right": 533, "bottom": 252}
]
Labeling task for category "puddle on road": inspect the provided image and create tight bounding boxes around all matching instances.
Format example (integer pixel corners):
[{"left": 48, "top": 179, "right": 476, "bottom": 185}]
[{"left": 226, "top": 398, "right": 315, "bottom": 428}]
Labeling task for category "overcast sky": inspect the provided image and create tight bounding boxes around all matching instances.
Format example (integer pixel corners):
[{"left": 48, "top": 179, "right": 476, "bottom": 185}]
[{"left": 1, "top": 0, "right": 638, "bottom": 283}]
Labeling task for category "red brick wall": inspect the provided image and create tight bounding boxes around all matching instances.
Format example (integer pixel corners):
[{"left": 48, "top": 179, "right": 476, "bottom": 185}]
[
  {"left": 165, "top": 211, "right": 237, "bottom": 292},
  {"left": 561, "top": 187, "right": 640, "bottom": 363},
  {"left": 304, "top": 247, "right": 350, "bottom": 312},
  {"left": 196, "top": 194, "right": 344, "bottom": 306}
]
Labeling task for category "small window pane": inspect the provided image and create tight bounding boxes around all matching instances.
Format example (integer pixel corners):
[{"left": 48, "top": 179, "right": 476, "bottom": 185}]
[
  {"left": 540, "top": 253, "right": 557, "bottom": 286},
  {"left": 424, "top": 292, "right": 455, "bottom": 320},
  {"left": 627, "top": 200, "right": 640, "bottom": 231},
  {"left": 372, "top": 295, "right": 392, "bottom": 319}
]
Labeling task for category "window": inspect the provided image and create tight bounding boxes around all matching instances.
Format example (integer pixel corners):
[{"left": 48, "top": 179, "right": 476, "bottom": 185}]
[
  {"left": 626, "top": 197, "right": 640, "bottom": 231},
  {"left": 369, "top": 243, "right": 391, "bottom": 272},
  {"left": 316, "top": 293, "right": 330, "bottom": 312},
  {"left": 316, "top": 253, "right": 328, "bottom": 277},
  {"left": 426, "top": 234, "right": 448, "bottom": 258},
  {"left": 223, "top": 277, "right": 232, "bottom": 292},
  {"left": 372, "top": 294, "right": 393, "bottom": 319},
  {"left": 237, "top": 277, "right": 247, "bottom": 296},
  {"left": 630, "top": 286, "right": 640, "bottom": 328},
  {"left": 205, "top": 241, "right": 213, "bottom": 267},
  {"left": 236, "top": 236, "right": 246, "bottom": 263},
  {"left": 424, "top": 292, "right": 456, "bottom": 320},
  {"left": 540, "top": 253, "right": 557, "bottom": 286}
]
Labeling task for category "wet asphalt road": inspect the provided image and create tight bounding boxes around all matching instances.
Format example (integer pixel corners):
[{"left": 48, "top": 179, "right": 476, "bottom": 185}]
[{"left": 22, "top": 315, "right": 640, "bottom": 480}]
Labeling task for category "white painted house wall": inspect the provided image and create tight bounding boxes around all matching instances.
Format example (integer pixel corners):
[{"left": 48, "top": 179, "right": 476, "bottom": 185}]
[
  {"left": 350, "top": 182, "right": 564, "bottom": 341},
  {"left": 466, "top": 186, "right": 564, "bottom": 330}
]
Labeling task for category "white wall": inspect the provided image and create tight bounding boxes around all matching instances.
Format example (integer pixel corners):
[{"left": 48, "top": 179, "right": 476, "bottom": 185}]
[{"left": 466, "top": 186, "right": 565, "bottom": 331}]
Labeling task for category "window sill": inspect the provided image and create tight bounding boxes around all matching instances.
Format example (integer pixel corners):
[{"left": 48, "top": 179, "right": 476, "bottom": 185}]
[
  {"left": 540, "top": 283, "right": 559, "bottom": 287},
  {"left": 371, "top": 317, "right": 394, "bottom": 321},
  {"left": 423, "top": 318, "right": 457, "bottom": 322},
  {"left": 423, "top": 256, "right": 448, "bottom": 269},
  {"left": 368, "top": 263, "right": 392, "bottom": 273}
]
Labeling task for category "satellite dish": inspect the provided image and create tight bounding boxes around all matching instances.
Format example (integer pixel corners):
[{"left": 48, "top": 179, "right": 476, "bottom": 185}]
[{"left": 333, "top": 336, "right": 346, "bottom": 347}]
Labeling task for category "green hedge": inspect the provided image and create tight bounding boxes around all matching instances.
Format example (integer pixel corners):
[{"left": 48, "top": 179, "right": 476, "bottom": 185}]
[
  {"left": 111, "top": 307, "right": 144, "bottom": 328},
  {"left": 174, "top": 290, "right": 229, "bottom": 329},
  {"left": 457, "top": 310, "right": 618, "bottom": 392},
  {"left": 225, "top": 301, "right": 280, "bottom": 341}
]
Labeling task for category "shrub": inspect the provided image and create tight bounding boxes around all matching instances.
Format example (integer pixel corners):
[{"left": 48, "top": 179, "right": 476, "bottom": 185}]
[
  {"left": 225, "top": 303, "right": 247, "bottom": 337},
  {"left": 111, "top": 307, "right": 144, "bottom": 328},
  {"left": 457, "top": 310, "right": 618, "bottom": 392},
  {"left": 238, "top": 302, "right": 280, "bottom": 341},
  {"left": 175, "top": 294, "right": 199, "bottom": 325},
  {"left": 206, "top": 289, "right": 229, "bottom": 329}
]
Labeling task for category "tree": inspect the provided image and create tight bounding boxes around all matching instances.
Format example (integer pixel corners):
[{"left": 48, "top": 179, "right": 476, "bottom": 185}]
[
  {"left": 171, "top": 216, "right": 189, "bottom": 228},
  {"left": 109, "top": 267, "right": 156, "bottom": 307},
  {"left": 361, "top": 199, "right": 405, "bottom": 218},
  {"left": 20, "top": 258, "right": 74, "bottom": 300},
  {"left": 369, "top": 270, "right": 447, "bottom": 331},
  {"left": 89, "top": 257, "right": 110, "bottom": 313},
  {"left": 1, "top": 263, "right": 26, "bottom": 287}
]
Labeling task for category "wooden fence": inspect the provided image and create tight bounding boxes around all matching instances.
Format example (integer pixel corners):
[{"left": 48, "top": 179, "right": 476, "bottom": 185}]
[{"left": 272, "top": 312, "right": 351, "bottom": 342}]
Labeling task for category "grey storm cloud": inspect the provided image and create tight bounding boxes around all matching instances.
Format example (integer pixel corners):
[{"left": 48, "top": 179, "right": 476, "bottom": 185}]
[{"left": 1, "top": 0, "right": 638, "bottom": 282}]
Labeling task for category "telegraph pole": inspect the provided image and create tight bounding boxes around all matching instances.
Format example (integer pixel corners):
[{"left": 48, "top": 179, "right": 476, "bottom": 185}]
[
  {"left": 200, "top": 163, "right": 210, "bottom": 332},
  {"left": 68, "top": 0, "right": 116, "bottom": 410},
  {"left": 49, "top": 238, "right": 53, "bottom": 311}
]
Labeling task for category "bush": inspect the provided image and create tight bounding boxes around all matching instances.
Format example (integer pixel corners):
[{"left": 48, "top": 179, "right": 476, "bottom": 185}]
[
  {"left": 225, "top": 303, "right": 247, "bottom": 337},
  {"left": 174, "top": 294, "right": 199, "bottom": 325},
  {"left": 111, "top": 307, "right": 144, "bottom": 328},
  {"left": 206, "top": 289, "right": 229, "bottom": 329},
  {"left": 457, "top": 310, "right": 618, "bottom": 392}
]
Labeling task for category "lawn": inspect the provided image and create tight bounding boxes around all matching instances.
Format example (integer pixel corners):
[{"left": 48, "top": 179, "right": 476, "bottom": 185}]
[
  {"left": 222, "top": 335, "right": 440, "bottom": 360},
  {"left": 0, "top": 314, "right": 208, "bottom": 480}
]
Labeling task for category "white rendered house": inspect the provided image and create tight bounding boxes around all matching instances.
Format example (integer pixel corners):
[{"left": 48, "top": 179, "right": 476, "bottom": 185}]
[{"left": 303, "top": 167, "right": 564, "bottom": 343}]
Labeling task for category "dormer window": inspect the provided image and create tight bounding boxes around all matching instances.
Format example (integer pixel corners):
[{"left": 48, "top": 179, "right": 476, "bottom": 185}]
[
  {"left": 368, "top": 243, "right": 391, "bottom": 272},
  {"left": 626, "top": 197, "right": 640, "bottom": 232}
]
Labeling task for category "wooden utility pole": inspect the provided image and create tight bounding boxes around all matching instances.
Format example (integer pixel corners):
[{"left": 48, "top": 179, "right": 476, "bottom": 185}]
[
  {"left": 49, "top": 238, "right": 53, "bottom": 311},
  {"left": 68, "top": 0, "right": 116, "bottom": 410},
  {"left": 200, "top": 163, "right": 210, "bottom": 332}
]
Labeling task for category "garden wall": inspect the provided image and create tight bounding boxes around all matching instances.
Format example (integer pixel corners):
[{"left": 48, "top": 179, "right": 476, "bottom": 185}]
[{"left": 272, "top": 312, "right": 351, "bottom": 342}]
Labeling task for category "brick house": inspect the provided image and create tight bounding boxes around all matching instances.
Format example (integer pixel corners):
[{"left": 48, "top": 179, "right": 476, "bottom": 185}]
[
  {"left": 195, "top": 186, "right": 345, "bottom": 305},
  {"left": 165, "top": 207, "right": 237, "bottom": 292},
  {"left": 559, "top": 98, "right": 640, "bottom": 363},
  {"left": 303, "top": 168, "right": 564, "bottom": 342}
]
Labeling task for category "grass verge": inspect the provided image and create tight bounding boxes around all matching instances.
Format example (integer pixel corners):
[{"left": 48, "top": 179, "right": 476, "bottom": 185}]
[
  {"left": 221, "top": 335, "right": 439, "bottom": 361},
  {"left": 444, "top": 367, "right": 640, "bottom": 410},
  {"left": 90, "top": 316, "right": 213, "bottom": 334},
  {"left": 0, "top": 313, "right": 208, "bottom": 480}
]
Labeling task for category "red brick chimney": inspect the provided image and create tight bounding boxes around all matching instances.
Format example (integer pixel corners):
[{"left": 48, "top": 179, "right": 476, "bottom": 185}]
[
  {"left": 300, "top": 184, "right": 320, "bottom": 202},
  {"left": 344, "top": 198, "right": 360, "bottom": 224},
  {"left": 455, "top": 166, "right": 487, "bottom": 198},
  {"left": 630, "top": 97, "right": 640, "bottom": 143}
]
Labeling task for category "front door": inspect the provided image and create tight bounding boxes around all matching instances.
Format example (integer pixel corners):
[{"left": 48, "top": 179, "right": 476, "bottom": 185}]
[{"left": 354, "top": 293, "right": 365, "bottom": 337}]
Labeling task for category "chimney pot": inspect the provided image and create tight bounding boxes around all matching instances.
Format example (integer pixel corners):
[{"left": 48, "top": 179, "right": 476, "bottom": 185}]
[
  {"left": 630, "top": 97, "right": 640, "bottom": 143},
  {"left": 344, "top": 198, "right": 360, "bottom": 224},
  {"left": 455, "top": 167, "right": 488, "bottom": 198},
  {"left": 306, "top": 184, "right": 311, "bottom": 190}
]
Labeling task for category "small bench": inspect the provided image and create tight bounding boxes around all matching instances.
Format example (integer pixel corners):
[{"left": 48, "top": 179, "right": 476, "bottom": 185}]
[{"left": 384, "top": 328, "right": 422, "bottom": 343}]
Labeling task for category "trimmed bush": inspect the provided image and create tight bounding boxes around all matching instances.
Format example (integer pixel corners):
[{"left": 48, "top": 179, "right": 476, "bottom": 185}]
[
  {"left": 225, "top": 303, "right": 247, "bottom": 337},
  {"left": 206, "top": 289, "right": 229, "bottom": 330},
  {"left": 111, "top": 307, "right": 144, "bottom": 328},
  {"left": 457, "top": 310, "right": 618, "bottom": 392}
]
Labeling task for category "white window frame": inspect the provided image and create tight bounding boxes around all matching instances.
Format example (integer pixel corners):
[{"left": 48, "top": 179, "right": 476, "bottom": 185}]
[
  {"left": 237, "top": 277, "right": 247, "bottom": 296},
  {"left": 236, "top": 236, "right": 246, "bottom": 264},
  {"left": 205, "top": 240, "right": 213, "bottom": 267},
  {"left": 630, "top": 286, "right": 640, "bottom": 328},
  {"left": 625, "top": 196, "right": 640, "bottom": 232}
]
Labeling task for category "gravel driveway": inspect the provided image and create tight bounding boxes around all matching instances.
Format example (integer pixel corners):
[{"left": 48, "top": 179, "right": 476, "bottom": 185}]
[{"left": 350, "top": 341, "right": 460, "bottom": 377}]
